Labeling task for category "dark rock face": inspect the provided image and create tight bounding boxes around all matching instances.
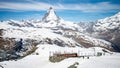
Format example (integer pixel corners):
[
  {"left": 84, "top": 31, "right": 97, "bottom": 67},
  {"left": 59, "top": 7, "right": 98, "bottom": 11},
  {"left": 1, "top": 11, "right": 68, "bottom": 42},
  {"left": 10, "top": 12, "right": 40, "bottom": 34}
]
[
  {"left": 0, "top": 37, "right": 16, "bottom": 51},
  {"left": 0, "top": 37, "right": 17, "bottom": 61},
  {"left": 97, "top": 30, "right": 120, "bottom": 52},
  {"left": 0, "top": 29, "right": 4, "bottom": 36},
  {"left": 0, "top": 37, "right": 39, "bottom": 61}
]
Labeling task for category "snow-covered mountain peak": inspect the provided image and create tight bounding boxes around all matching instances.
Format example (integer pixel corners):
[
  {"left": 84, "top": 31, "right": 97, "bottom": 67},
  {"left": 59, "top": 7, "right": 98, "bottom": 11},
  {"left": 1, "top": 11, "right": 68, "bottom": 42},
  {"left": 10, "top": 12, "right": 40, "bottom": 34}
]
[
  {"left": 42, "top": 7, "right": 60, "bottom": 22},
  {"left": 0, "top": 7, "right": 83, "bottom": 31},
  {"left": 93, "top": 12, "right": 120, "bottom": 31}
]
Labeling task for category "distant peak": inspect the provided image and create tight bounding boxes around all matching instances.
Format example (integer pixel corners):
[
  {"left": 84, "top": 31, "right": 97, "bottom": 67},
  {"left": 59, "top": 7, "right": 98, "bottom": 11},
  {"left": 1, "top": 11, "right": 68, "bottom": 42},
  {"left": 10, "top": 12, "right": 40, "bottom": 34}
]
[{"left": 42, "top": 7, "right": 60, "bottom": 22}]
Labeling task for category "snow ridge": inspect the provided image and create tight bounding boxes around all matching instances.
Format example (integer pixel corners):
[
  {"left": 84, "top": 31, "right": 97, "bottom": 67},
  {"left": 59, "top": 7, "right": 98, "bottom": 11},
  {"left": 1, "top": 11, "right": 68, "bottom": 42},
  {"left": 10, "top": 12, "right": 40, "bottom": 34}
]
[{"left": 93, "top": 12, "right": 120, "bottom": 31}]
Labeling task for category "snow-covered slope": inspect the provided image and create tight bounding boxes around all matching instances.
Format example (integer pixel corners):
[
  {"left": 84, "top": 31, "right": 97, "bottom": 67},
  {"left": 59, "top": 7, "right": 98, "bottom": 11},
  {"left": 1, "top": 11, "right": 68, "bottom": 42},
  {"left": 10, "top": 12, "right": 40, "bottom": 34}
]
[
  {"left": 0, "top": 23, "right": 81, "bottom": 47},
  {"left": 62, "top": 30, "right": 113, "bottom": 51},
  {"left": 0, "top": 20, "right": 113, "bottom": 49},
  {"left": 93, "top": 12, "right": 120, "bottom": 51},
  {"left": 0, "top": 44, "right": 119, "bottom": 68},
  {"left": 93, "top": 12, "right": 120, "bottom": 32}
]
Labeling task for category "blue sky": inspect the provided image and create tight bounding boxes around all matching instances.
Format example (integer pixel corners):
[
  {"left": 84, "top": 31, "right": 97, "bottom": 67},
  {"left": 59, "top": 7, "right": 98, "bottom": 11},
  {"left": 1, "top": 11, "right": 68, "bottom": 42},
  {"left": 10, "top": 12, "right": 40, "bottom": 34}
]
[{"left": 0, "top": 0, "right": 120, "bottom": 22}]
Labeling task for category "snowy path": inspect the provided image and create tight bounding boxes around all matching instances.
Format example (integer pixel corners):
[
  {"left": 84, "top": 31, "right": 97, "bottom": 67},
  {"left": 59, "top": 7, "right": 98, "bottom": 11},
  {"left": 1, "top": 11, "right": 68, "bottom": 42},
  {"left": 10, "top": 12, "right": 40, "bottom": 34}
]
[
  {"left": 78, "top": 54, "right": 120, "bottom": 68},
  {"left": 0, "top": 54, "right": 120, "bottom": 68}
]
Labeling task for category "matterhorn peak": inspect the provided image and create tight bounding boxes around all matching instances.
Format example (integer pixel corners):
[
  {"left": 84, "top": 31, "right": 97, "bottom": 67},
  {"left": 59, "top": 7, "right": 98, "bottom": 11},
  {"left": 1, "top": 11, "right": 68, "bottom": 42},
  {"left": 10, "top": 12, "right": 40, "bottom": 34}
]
[{"left": 42, "top": 7, "right": 60, "bottom": 22}]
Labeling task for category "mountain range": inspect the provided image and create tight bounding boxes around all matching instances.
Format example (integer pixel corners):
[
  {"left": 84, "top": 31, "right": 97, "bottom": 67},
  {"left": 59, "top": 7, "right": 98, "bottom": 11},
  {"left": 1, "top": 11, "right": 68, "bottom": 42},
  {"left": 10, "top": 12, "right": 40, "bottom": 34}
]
[{"left": 0, "top": 7, "right": 120, "bottom": 60}]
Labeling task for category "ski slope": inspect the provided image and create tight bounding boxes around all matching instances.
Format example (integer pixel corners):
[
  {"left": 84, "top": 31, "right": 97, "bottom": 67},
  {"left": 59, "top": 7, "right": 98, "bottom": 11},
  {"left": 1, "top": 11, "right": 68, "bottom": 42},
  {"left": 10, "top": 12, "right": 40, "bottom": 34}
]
[
  {"left": 0, "top": 44, "right": 119, "bottom": 68},
  {"left": 78, "top": 53, "right": 120, "bottom": 68}
]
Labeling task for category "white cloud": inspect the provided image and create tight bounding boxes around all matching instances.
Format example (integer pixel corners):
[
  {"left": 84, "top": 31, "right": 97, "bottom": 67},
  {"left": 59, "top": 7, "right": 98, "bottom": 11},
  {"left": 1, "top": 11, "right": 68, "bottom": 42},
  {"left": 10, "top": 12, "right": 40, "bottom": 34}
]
[
  {"left": 0, "top": 1, "right": 120, "bottom": 12},
  {"left": 56, "top": 2, "right": 120, "bottom": 12},
  {"left": 0, "top": 2, "right": 52, "bottom": 11}
]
